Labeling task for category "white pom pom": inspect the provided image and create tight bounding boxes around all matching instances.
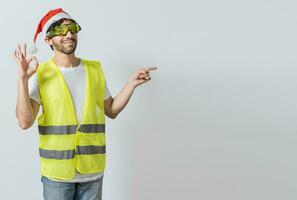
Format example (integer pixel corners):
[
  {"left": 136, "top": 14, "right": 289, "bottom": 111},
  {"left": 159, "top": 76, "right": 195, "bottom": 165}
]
[{"left": 28, "top": 43, "right": 38, "bottom": 55}]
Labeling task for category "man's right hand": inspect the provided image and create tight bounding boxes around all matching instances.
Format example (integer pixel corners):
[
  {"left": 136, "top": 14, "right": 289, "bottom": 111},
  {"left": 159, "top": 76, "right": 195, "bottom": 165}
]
[{"left": 13, "top": 43, "right": 39, "bottom": 80}]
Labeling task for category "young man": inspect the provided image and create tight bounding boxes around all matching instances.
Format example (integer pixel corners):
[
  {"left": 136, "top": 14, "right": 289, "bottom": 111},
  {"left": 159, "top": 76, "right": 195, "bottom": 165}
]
[{"left": 14, "top": 8, "right": 157, "bottom": 200}]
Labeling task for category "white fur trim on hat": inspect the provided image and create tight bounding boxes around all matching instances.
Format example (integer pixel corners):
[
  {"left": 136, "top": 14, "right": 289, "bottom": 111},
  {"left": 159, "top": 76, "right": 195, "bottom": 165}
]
[{"left": 42, "top": 13, "right": 74, "bottom": 37}]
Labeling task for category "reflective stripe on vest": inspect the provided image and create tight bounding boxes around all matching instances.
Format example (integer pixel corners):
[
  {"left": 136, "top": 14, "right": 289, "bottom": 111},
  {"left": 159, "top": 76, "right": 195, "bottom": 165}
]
[
  {"left": 39, "top": 125, "right": 77, "bottom": 135},
  {"left": 38, "top": 124, "right": 105, "bottom": 135},
  {"left": 39, "top": 145, "right": 106, "bottom": 159},
  {"left": 76, "top": 145, "right": 106, "bottom": 155},
  {"left": 78, "top": 124, "right": 105, "bottom": 133},
  {"left": 39, "top": 149, "right": 75, "bottom": 159}
]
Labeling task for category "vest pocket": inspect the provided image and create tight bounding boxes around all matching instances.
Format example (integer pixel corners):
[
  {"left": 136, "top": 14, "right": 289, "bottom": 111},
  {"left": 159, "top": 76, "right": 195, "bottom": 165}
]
[
  {"left": 76, "top": 154, "right": 106, "bottom": 173},
  {"left": 40, "top": 155, "right": 76, "bottom": 180}
]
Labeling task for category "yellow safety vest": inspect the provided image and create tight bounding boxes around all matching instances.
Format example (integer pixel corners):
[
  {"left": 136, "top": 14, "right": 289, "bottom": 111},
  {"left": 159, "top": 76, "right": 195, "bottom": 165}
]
[{"left": 36, "top": 59, "right": 106, "bottom": 180}]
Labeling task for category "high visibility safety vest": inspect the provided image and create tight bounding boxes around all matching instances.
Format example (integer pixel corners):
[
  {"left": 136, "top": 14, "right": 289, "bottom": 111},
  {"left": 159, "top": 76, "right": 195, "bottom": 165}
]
[{"left": 36, "top": 59, "right": 106, "bottom": 180}]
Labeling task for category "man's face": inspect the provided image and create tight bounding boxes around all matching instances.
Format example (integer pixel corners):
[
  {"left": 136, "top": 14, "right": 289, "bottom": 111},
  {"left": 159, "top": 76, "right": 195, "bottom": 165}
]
[{"left": 47, "top": 19, "right": 78, "bottom": 55}]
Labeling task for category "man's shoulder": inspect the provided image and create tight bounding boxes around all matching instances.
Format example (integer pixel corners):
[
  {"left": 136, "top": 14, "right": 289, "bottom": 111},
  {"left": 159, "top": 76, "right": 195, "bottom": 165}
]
[
  {"left": 38, "top": 59, "right": 52, "bottom": 66},
  {"left": 82, "top": 59, "right": 102, "bottom": 65},
  {"left": 36, "top": 59, "right": 53, "bottom": 74},
  {"left": 81, "top": 59, "right": 103, "bottom": 70}
]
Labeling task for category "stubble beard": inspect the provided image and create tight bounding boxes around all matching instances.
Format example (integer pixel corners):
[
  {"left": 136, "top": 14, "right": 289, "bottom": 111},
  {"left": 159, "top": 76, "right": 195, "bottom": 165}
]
[{"left": 54, "top": 40, "right": 77, "bottom": 55}]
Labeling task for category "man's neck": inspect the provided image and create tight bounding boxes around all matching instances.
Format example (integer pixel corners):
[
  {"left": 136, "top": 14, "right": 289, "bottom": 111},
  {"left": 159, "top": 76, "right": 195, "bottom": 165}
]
[{"left": 52, "top": 52, "right": 81, "bottom": 68}]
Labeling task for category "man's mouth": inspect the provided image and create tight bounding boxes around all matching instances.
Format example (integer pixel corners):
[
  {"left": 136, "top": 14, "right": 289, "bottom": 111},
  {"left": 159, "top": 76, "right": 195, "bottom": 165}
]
[{"left": 63, "top": 39, "right": 76, "bottom": 44}]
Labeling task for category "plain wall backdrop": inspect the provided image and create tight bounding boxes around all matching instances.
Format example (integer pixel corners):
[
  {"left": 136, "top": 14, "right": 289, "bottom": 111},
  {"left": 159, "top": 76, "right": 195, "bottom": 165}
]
[{"left": 1, "top": 0, "right": 297, "bottom": 199}]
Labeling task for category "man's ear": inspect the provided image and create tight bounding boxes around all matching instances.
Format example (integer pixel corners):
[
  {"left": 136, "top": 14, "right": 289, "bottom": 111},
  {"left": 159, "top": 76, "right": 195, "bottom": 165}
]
[{"left": 44, "top": 37, "right": 53, "bottom": 45}]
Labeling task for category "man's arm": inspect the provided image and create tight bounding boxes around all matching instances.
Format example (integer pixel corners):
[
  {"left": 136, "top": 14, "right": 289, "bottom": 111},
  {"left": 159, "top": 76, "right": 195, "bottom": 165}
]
[
  {"left": 14, "top": 43, "right": 39, "bottom": 130},
  {"left": 16, "top": 79, "right": 40, "bottom": 129},
  {"left": 104, "top": 67, "right": 157, "bottom": 119}
]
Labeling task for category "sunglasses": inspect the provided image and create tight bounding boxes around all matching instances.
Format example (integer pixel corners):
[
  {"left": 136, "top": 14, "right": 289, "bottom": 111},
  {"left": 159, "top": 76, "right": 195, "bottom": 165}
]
[{"left": 46, "top": 23, "right": 81, "bottom": 37}]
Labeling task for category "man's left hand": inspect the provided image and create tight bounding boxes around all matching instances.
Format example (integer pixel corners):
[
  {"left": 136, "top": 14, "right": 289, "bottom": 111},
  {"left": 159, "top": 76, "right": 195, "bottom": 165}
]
[{"left": 128, "top": 66, "right": 158, "bottom": 87}]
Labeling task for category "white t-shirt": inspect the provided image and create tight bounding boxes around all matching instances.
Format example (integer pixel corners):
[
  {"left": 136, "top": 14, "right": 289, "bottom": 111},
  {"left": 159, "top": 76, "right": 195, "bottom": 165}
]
[{"left": 28, "top": 61, "right": 111, "bottom": 182}]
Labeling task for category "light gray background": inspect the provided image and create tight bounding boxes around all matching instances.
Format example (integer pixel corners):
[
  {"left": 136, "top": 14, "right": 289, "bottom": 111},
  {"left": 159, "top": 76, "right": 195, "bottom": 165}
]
[{"left": 1, "top": 0, "right": 297, "bottom": 199}]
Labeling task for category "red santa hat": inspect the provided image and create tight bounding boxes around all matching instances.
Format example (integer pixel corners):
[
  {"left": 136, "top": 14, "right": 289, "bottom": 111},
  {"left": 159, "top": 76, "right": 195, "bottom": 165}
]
[
  {"left": 29, "top": 8, "right": 75, "bottom": 54},
  {"left": 33, "top": 8, "right": 75, "bottom": 44}
]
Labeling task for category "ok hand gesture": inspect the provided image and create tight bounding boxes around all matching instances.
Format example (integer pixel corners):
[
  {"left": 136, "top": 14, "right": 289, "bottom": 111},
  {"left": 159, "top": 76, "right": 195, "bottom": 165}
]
[{"left": 13, "top": 43, "right": 39, "bottom": 80}]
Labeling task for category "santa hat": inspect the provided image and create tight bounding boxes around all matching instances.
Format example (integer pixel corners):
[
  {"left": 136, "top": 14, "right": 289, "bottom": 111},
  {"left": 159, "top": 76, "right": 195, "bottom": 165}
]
[{"left": 29, "top": 8, "right": 75, "bottom": 54}]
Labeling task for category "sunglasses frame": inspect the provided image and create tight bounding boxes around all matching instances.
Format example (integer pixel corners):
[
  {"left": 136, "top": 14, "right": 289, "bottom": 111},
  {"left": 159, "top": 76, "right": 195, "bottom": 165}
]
[{"left": 46, "top": 23, "right": 81, "bottom": 38}]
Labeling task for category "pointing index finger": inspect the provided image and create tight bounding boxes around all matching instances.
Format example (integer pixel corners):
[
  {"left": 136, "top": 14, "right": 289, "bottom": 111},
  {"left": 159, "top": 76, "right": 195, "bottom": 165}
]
[
  {"left": 24, "top": 43, "right": 27, "bottom": 59},
  {"left": 145, "top": 66, "right": 158, "bottom": 72}
]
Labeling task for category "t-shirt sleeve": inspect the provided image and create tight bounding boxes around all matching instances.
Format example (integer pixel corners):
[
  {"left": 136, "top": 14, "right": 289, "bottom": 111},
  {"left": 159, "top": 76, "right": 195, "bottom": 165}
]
[
  {"left": 28, "top": 74, "right": 41, "bottom": 104},
  {"left": 104, "top": 79, "right": 111, "bottom": 100}
]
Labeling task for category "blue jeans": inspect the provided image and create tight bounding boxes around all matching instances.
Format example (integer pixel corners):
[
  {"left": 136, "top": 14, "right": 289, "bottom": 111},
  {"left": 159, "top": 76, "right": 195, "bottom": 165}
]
[{"left": 41, "top": 176, "right": 103, "bottom": 200}]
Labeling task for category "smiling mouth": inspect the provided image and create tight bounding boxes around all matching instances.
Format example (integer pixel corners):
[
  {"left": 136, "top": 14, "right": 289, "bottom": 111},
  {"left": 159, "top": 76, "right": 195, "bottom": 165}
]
[{"left": 63, "top": 40, "right": 76, "bottom": 44}]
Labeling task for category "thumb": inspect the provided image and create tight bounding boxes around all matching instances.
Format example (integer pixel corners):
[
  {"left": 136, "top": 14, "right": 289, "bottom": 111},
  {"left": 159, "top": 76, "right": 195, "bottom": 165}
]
[
  {"left": 27, "top": 57, "right": 39, "bottom": 77},
  {"left": 29, "top": 57, "right": 39, "bottom": 68},
  {"left": 135, "top": 77, "right": 151, "bottom": 86},
  {"left": 28, "top": 56, "right": 38, "bottom": 64}
]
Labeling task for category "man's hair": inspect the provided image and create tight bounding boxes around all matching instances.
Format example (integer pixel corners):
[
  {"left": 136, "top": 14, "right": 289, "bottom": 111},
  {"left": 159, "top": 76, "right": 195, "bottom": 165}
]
[{"left": 46, "top": 18, "right": 77, "bottom": 51}]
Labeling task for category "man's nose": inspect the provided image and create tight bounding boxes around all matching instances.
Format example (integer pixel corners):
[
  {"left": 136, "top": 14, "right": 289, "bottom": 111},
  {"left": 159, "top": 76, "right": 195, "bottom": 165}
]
[{"left": 65, "top": 30, "right": 74, "bottom": 37}]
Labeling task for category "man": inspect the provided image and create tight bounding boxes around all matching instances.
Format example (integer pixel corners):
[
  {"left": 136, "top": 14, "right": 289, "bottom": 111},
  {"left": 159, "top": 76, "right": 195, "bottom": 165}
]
[{"left": 14, "top": 8, "right": 157, "bottom": 200}]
